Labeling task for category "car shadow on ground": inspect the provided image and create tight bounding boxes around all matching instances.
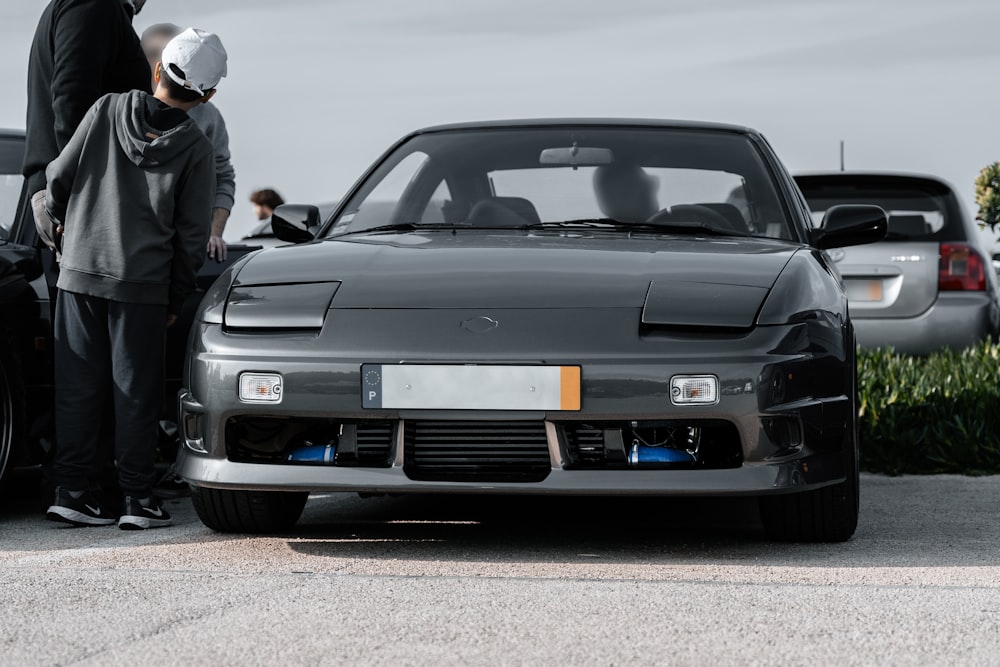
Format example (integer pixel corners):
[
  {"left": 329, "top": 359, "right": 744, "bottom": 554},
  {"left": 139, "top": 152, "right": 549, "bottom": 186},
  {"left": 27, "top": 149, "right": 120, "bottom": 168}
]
[
  {"left": 286, "top": 493, "right": 828, "bottom": 567},
  {"left": 283, "top": 477, "right": 1000, "bottom": 568},
  {"left": 294, "top": 492, "right": 767, "bottom": 557}
]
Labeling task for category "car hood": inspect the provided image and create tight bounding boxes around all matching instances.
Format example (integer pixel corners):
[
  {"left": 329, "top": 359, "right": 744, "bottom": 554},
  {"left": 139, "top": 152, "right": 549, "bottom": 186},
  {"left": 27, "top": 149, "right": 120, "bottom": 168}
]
[{"left": 230, "top": 231, "right": 799, "bottom": 328}]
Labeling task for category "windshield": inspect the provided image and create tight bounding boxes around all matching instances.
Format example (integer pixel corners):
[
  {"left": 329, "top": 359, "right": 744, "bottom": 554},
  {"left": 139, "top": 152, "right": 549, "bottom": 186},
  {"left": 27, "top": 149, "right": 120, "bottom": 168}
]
[
  {"left": 327, "top": 127, "right": 794, "bottom": 240},
  {"left": 797, "top": 178, "right": 960, "bottom": 242},
  {"left": 0, "top": 137, "right": 24, "bottom": 241}
]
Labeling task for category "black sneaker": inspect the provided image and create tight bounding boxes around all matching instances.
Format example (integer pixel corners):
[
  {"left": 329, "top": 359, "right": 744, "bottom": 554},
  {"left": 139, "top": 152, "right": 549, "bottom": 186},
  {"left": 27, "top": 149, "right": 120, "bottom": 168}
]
[
  {"left": 46, "top": 487, "right": 117, "bottom": 527},
  {"left": 153, "top": 465, "right": 190, "bottom": 499},
  {"left": 118, "top": 496, "right": 172, "bottom": 530}
]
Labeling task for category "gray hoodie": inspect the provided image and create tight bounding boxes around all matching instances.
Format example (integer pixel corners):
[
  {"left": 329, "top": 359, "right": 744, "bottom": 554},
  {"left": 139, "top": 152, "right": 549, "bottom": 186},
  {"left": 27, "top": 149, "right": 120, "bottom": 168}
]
[
  {"left": 46, "top": 90, "right": 214, "bottom": 313},
  {"left": 188, "top": 102, "right": 236, "bottom": 212}
]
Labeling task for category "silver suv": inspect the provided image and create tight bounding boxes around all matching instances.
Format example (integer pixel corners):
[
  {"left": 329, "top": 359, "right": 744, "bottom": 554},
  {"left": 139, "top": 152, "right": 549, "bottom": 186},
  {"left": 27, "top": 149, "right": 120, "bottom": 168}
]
[{"left": 795, "top": 172, "right": 1000, "bottom": 354}]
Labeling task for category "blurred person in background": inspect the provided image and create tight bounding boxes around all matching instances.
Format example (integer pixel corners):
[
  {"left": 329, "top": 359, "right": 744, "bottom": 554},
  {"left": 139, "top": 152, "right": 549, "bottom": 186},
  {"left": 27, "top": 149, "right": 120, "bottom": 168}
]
[
  {"left": 251, "top": 188, "right": 285, "bottom": 221},
  {"left": 142, "top": 22, "right": 235, "bottom": 262},
  {"left": 244, "top": 188, "right": 285, "bottom": 239}
]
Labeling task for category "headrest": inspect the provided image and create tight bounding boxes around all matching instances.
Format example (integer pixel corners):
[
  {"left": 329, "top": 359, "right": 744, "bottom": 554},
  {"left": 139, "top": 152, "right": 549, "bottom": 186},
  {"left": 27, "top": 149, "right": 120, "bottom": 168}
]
[
  {"left": 888, "top": 214, "right": 930, "bottom": 237},
  {"left": 466, "top": 197, "right": 541, "bottom": 226}
]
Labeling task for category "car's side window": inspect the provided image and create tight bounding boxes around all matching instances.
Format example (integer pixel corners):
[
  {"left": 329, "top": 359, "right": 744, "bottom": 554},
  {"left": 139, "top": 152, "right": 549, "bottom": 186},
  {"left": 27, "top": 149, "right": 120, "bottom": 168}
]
[{"left": 419, "top": 180, "right": 452, "bottom": 224}]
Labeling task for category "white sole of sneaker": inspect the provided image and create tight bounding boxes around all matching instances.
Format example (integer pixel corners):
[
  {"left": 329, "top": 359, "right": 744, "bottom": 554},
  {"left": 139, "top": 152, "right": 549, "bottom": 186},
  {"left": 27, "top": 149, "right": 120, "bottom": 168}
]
[
  {"left": 118, "top": 515, "right": 173, "bottom": 530},
  {"left": 46, "top": 505, "right": 116, "bottom": 526}
]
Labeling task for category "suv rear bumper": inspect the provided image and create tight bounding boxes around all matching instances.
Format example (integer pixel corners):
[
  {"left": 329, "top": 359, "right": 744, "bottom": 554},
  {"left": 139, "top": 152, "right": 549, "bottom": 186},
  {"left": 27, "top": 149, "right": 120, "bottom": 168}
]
[{"left": 854, "top": 292, "right": 998, "bottom": 354}]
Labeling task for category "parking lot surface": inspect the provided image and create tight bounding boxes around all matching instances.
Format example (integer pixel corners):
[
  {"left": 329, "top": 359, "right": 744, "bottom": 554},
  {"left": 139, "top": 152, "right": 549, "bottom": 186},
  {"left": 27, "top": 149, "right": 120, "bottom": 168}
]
[{"left": 1, "top": 473, "right": 998, "bottom": 665}]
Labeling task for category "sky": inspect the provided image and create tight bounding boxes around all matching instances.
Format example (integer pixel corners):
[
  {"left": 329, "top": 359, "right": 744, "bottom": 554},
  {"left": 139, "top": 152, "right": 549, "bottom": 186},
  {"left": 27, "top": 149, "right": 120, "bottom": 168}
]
[{"left": 2, "top": 0, "right": 999, "bottom": 246}]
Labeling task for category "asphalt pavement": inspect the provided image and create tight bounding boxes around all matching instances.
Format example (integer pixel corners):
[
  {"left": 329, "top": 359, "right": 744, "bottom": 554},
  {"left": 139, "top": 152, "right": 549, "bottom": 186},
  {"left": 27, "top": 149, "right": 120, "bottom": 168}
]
[{"left": 1, "top": 473, "right": 998, "bottom": 666}]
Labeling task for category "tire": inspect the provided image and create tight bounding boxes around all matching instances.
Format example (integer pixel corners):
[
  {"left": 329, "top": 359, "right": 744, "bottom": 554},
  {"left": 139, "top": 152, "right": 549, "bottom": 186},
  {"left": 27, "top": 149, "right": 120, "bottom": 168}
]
[
  {"left": 758, "top": 454, "right": 858, "bottom": 542},
  {"left": 190, "top": 485, "right": 308, "bottom": 533},
  {"left": 0, "top": 347, "right": 25, "bottom": 491},
  {"left": 759, "top": 342, "right": 860, "bottom": 543}
]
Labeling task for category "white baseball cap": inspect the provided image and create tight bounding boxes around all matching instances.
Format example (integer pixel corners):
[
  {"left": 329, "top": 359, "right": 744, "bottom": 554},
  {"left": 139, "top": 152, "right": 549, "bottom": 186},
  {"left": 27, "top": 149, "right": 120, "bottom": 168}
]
[{"left": 161, "top": 28, "right": 228, "bottom": 96}]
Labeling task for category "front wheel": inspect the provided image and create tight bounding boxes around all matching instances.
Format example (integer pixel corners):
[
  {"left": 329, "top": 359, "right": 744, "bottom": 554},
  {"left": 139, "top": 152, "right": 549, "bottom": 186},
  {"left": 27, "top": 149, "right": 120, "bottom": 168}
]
[
  {"left": 190, "top": 486, "right": 308, "bottom": 533},
  {"left": 759, "top": 340, "right": 860, "bottom": 543},
  {"left": 758, "top": 457, "right": 859, "bottom": 542},
  {"left": 0, "top": 347, "right": 24, "bottom": 491}
]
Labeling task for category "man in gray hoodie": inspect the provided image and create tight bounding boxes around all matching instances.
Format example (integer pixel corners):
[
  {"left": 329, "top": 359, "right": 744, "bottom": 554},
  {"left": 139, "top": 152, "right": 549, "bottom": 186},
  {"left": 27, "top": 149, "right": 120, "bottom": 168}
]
[
  {"left": 142, "top": 22, "right": 235, "bottom": 262},
  {"left": 43, "top": 28, "right": 227, "bottom": 530}
]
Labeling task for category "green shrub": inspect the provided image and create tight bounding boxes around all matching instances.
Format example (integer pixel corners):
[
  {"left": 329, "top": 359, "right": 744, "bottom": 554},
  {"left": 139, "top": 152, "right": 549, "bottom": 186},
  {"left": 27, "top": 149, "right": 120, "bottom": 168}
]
[{"left": 857, "top": 341, "right": 1000, "bottom": 475}]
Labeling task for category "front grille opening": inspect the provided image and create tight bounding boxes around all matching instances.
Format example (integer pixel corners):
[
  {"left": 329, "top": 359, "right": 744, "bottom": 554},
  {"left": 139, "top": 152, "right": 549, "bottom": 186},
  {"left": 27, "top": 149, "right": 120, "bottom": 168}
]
[
  {"left": 561, "top": 420, "right": 742, "bottom": 470},
  {"left": 225, "top": 416, "right": 395, "bottom": 467},
  {"left": 404, "top": 421, "right": 551, "bottom": 483}
]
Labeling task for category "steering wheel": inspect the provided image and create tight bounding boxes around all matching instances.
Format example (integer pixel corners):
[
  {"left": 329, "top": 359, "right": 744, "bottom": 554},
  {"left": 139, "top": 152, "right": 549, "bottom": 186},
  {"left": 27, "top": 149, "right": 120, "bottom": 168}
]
[{"left": 647, "top": 204, "right": 737, "bottom": 231}]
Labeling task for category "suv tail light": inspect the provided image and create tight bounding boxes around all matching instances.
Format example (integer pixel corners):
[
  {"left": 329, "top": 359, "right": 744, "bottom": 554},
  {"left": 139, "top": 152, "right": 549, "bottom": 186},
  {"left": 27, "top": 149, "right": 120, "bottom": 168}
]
[{"left": 939, "top": 243, "right": 986, "bottom": 291}]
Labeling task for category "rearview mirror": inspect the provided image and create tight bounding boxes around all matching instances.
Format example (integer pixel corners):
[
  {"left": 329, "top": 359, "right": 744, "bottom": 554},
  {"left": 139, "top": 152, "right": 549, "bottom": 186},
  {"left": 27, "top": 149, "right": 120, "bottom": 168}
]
[
  {"left": 811, "top": 205, "right": 887, "bottom": 250},
  {"left": 539, "top": 146, "right": 614, "bottom": 167},
  {"left": 272, "top": 204, "right": 321, "bottom": 243}
]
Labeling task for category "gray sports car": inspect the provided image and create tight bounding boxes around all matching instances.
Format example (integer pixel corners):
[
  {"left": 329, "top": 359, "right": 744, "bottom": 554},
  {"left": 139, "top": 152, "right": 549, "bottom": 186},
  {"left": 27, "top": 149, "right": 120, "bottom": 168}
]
[{"left": 176, "top": 119, "right": 886, "bottom": 541}]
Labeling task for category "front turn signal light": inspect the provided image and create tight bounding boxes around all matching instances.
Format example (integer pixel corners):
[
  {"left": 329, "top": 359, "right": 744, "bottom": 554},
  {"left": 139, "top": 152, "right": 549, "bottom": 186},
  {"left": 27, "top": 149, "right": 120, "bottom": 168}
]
[
  {"left": 670, "top": 375, "right": 719, "bottom": 405},
  {"left": 239, "top": 372, "right": 283, "bottom": 403}
]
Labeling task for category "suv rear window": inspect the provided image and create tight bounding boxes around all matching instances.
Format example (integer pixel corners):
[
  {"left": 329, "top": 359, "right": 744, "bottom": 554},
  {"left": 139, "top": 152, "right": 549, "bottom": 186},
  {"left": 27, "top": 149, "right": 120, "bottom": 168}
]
[{"left": 796, "top": 177, "right": 961, "bottom": 242}]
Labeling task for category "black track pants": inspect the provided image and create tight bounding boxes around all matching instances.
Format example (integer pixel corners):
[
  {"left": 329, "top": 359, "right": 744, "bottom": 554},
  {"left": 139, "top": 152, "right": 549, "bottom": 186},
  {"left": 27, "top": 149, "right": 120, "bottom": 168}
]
[{"left": 52, "top": 290, "right": 166, "bottom": 497}]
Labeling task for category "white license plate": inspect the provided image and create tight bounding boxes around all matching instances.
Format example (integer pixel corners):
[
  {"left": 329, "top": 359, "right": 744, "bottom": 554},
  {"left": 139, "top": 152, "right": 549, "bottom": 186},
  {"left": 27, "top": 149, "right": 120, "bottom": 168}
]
[
  {"left": 844, "top": 279, "right": 883, "bottom": 302},
  {"left": 361, "top": 364, "right": 581, "bottom": 411}
]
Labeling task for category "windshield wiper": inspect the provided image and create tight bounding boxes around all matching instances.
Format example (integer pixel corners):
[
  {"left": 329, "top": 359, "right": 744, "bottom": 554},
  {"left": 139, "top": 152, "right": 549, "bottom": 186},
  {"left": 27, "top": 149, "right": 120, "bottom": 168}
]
[
  {"left": 530, "top": 219, "right": 629, "bottom": 228},
  {"left": 341, "top": 219, "right": 746, "bottom": 237},
  {"left": 338, "top": 222, "right": 472, "bottom": 235},
  {"left": 529, "top": 219, "right": 746, "bottom": 236}
]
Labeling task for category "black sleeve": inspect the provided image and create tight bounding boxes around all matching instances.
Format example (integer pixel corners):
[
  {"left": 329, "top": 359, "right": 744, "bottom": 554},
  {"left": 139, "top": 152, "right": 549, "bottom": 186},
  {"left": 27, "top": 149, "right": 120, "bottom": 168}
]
[
  {"left": 44, "top": 101, "right": 102, "bottom": 226},
  {"left": 50, "top": 0, "right": 120, "bottom": 150}
]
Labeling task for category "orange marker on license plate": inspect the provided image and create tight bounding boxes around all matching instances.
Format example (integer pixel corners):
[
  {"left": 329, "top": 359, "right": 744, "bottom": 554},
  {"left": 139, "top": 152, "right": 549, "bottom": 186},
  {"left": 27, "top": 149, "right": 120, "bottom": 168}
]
[{"left": 560, "top": 366, "right": 581, "bottom": 411}]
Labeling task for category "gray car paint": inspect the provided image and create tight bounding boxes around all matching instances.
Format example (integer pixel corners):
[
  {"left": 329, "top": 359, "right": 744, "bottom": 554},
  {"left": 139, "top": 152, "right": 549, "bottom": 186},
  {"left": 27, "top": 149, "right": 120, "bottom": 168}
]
[{"left": 177, "top": 120, "right": 860, "bottom": 497}]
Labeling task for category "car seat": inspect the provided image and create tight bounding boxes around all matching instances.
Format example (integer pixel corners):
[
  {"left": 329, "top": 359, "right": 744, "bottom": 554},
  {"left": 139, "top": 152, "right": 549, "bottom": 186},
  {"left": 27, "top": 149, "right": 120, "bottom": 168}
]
[{"left": 466, "top": 196, "right": 541, "bottom": 226}]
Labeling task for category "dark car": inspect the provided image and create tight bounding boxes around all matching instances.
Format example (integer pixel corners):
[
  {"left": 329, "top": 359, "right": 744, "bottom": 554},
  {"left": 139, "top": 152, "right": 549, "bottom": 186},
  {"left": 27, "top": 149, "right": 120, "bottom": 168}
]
[
  {"left": 0, "top": 128, "right": 262, "bottom": 488},
  {"left": 795, "top": 172, "right": 1000, "bottom": 353},
  {"left": 176, "top": 119, "right": 886, "bottom": 542}
]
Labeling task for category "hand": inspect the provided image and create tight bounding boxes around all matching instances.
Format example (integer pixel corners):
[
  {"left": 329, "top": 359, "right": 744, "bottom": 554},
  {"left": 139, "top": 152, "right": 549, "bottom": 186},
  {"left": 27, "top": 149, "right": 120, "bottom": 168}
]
[
  {"left": 166, "top": 314, "right": 178, "bottom": 328},
  {"left": 207, "top": 234, "right": 227, "bottom": 262}
]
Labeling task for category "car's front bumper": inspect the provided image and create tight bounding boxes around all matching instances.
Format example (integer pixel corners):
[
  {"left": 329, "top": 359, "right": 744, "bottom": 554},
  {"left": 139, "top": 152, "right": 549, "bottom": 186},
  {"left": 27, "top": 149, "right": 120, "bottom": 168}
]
[
  {"left": 853, "top": 292, "right": 998, "bottom": 354},
  {"left": 176, "top": 437, "right": 846, "bottom": 496},
  {"left": 176, "top": 311, "right": 855, "bottom": 497}
]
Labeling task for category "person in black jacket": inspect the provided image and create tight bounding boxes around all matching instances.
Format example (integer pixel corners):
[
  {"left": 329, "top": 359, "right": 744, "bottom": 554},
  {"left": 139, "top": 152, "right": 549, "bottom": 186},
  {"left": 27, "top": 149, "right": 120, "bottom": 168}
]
[{"left": 22, "top": 0, "right": 152, "bottom": 250}]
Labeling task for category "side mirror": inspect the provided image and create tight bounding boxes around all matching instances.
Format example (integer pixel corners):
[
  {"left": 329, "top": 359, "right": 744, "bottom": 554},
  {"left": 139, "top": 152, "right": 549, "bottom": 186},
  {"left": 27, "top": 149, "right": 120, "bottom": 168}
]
[
  {"left": 810, "top": 204, "right": 887, "bottom": 250},
  {"left": 272, "top": 204, "right": 321, "bottom": 243}
]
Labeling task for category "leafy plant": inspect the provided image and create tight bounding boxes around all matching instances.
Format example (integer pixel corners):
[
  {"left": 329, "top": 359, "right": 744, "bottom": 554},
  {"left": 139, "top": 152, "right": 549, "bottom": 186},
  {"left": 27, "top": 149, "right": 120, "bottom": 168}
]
[
  {"left": 975, "top": 162, "right": 1000, "bottom": 231},
  {"left": 857, "top": 341, "right": 1000, "bottom": 475}
]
